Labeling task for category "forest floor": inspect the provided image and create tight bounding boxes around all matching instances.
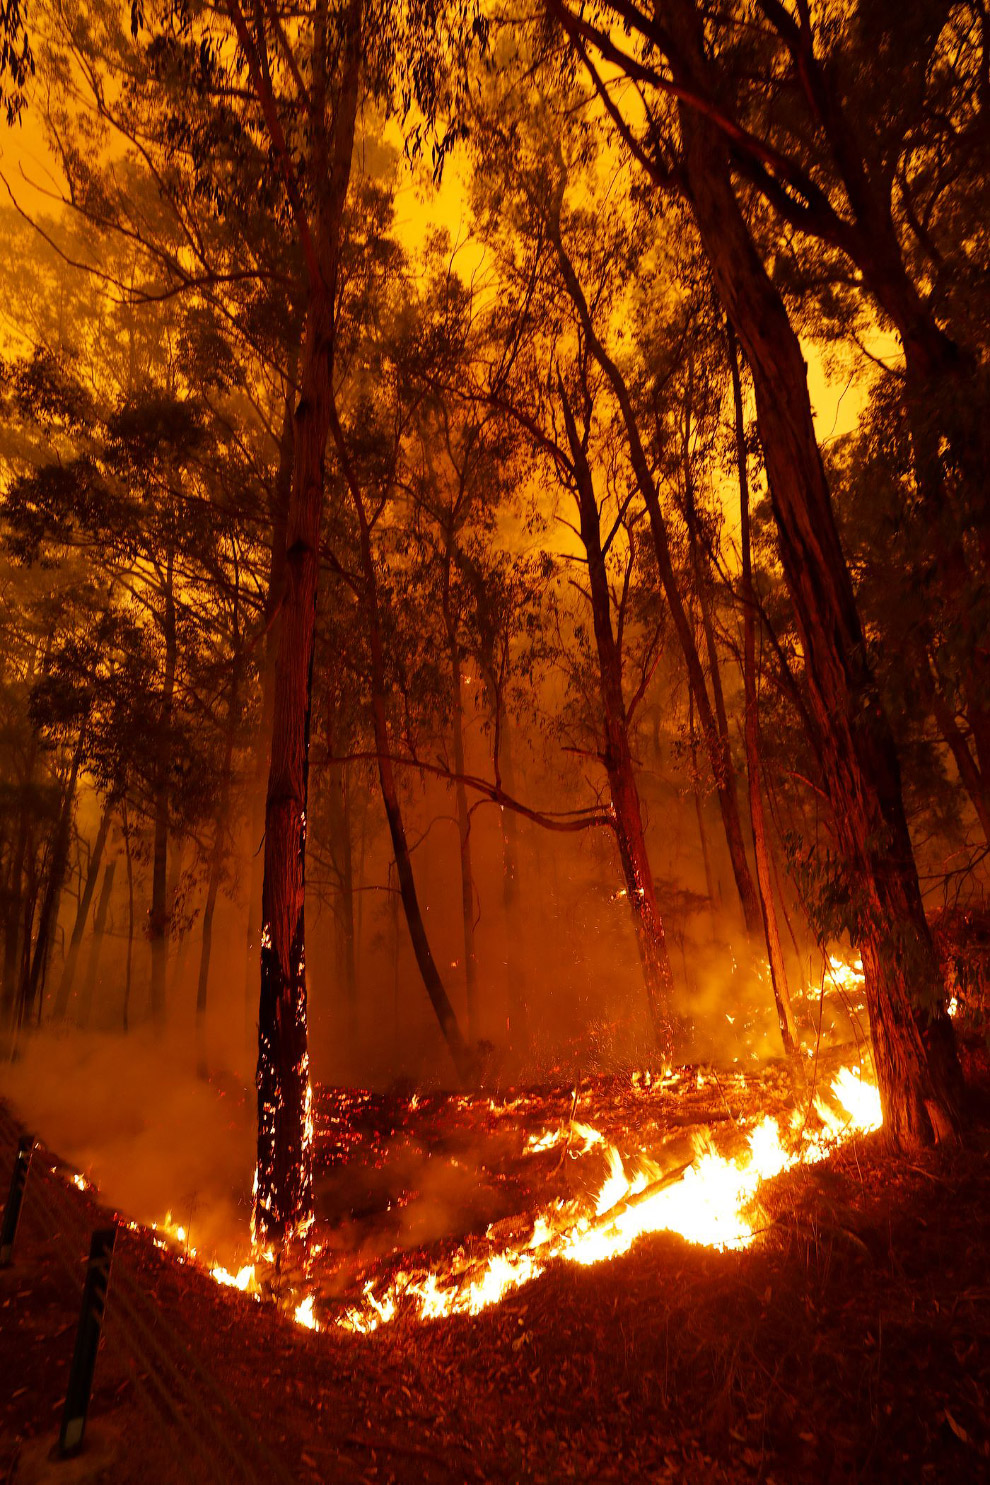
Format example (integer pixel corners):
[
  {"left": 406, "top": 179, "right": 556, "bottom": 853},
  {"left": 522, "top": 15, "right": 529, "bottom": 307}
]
[{"left": 1, "top": 1038, "right": 989, "bottom": 1485}]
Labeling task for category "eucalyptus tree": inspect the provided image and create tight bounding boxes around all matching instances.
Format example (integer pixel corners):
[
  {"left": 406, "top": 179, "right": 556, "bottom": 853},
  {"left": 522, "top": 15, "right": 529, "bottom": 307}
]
[{"left": 544, "top": 0, "right": 965, "bottom": 1141}]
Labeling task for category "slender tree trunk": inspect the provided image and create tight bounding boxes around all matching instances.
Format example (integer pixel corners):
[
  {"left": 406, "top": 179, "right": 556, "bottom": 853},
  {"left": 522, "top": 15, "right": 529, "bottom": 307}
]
[
  {"left": 729, "top": 328, "right": 798, "bottom": 1055},
  {"left": 24, "top": 734, "right": 84, "bottom": 1026},
  {"left": 326, "top": 755, "right": 357, "bottom": 1045},
  {"left": 682, "top": 427, "right": 761, "bottom": 941},
  {"left": 254, "top": 0, "right": 363, "bottom": 1248},
  {"left": 53, "top": 803, "right": 111, "bottom": 1019},
  {"left": 688, "top": 689, "right": 719, "bottom": 941},
  {"left": 197, "top": 652, "right": 244, "bottom": 1066},
  {"left": 667, "top": 0, "right": 962, "bottom": 1143},
  {"left": 560, "top": 384, "right": 675, "bottom": 1062},
  {"left": 497, "top": 716, "right": 529, "bottom": 1052},
  {"left": 122, "top": 803, "right": 134, "bottom": 1032},
  {"left": 926, "top": 673, "right": 990, "bottom": 846},
  {"left": 449, "top": 643, "right": 480, "bottom": 1042},
  {"left": 78, "top": 860, "right": 116, "bottom": 1028},
  {"left": 549, "top": 217, "right": 761, "bottom": 937},
  {"left": 347, "top": 497, "right": 470, "bottom": 1077},
  {"left": 149, "top": 544, "right": 176, "bottom": 1027}
]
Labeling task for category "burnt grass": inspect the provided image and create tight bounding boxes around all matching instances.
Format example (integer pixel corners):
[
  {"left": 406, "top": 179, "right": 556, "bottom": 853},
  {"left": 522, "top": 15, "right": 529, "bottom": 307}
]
[{"left": 2, "top": 1044, "right": 989, "bottom": 1484}]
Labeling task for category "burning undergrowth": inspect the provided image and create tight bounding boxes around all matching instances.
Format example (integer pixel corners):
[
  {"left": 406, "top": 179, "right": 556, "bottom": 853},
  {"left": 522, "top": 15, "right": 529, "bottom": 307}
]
[
  {"left": 197, "top": 1042, "right": 882, "bottom": 1338},
  {"left": 0, "top": 958, "right": 893, "bottom": 1343}
]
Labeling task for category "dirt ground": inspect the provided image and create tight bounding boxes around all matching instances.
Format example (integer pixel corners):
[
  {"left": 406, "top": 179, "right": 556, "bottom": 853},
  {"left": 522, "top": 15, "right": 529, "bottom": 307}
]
[{"left": 1, "top": 1049, "right": 989, "bottom": 1484}]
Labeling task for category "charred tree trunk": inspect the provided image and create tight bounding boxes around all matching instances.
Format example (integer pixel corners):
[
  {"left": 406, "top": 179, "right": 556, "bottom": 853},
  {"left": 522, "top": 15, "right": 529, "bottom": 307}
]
[
  {"left": 149, "top": 543, "right": 176, "bottom": 1027},
  {"left": 729, "top": 329, "right": 798, "bottom": 1055},
  {"left": 560, "top": 382, "right": 675, "bottom": 1062},
  {"left": 667, "top": 0, "right": 962, "bottom": 1143},
  {"left": 53, "top": 803, "right": 111, "bottom": 1020},
  {"left": 252, "top": 0, "right": 363, "bottom": 1248}
]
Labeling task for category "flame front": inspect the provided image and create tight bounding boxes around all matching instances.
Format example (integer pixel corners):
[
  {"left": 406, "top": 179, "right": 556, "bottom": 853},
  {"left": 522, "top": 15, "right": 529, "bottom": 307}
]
[{"left": 339, "top": 1066, "right": 882, "bottom": 1334}]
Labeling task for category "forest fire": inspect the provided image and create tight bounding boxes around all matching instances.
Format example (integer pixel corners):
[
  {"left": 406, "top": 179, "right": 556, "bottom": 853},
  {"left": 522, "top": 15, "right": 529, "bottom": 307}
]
[
  {"left": 2, "top": 0, "right": 988, "bottom": 1477},
  {"left": 333, "top": 1063, "right": 882, "bottom": 1335}
]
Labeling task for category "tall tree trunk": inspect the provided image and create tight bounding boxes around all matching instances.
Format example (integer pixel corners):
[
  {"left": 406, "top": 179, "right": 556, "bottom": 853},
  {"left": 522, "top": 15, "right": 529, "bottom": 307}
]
[
  {"left": 548, "top": 215, "right": 762, "bottom": 938},
  {"left": 23, "top": 734, "right": 84, "bottom": 1026},
  {"left": 449, "top": 643, "right": 480, "bottom": 1042},
  {"left": 149, "top": 543, "right": 176, "bottom": 1027},
  {"left": 326, "top": 752, "right": 357, "bottom": 1046},
  {"left": 340, "top": 459, "right": 471, "bottom": 1077},
  {"left": 560, "top": 382, "right": 675, "bottom": 1062},
  {"left": 688, "top": 689, "right": 719, "bottom": 941},
  {"left": 122, "top": 802, "right": 134, "bottom": 1032},
  {"left": 729, "top": 328, "right": 798, "bottom": 1056},
  {"left": 667, "top": 0, "right": 962, "bottom": 1143},
  {"left": 78, "top": 860, "right": 116, "bottom": 1028},
  {"left": 925, "top": 672, "right": 990, "bottom": 847},
  {"left": 244, "top": 344, "right": 297, "bottom": 1044},
  {"left": 497, "top": 715, "right": 529, "bottom": 1052},
  {"left": 197, "top": 651, "right": 244, "bottom": 1065},
  {"left": 253, "top": 0, "right": 363, "bottom": 1248},
  {"left": 53, "top": 803, "right": 111, "bottom": 1019}
]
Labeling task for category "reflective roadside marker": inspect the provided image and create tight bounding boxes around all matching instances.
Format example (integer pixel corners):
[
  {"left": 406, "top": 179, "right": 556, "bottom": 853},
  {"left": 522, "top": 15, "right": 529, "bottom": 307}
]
[
  {"left": 58, "top": 1225, "right": 118, "bottom": 1456},
  {"left": 0, "top": 1134, "right": 34, "bottom": 1267}
]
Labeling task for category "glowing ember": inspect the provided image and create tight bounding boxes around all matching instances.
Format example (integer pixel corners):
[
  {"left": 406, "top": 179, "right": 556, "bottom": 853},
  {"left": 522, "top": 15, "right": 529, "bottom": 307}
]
[{"left": 339, "top": 1064, "right": 882, "bottom": 1334}]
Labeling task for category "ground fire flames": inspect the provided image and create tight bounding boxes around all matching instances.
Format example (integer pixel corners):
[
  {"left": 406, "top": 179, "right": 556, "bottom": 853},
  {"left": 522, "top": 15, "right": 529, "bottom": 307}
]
[{"left": 54, "top": 961, "right": 886, "bottom": 1340}]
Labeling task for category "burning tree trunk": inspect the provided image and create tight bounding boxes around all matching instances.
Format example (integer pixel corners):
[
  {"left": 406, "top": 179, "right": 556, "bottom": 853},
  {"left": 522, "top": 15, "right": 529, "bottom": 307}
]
[
  {"left": 53, "top": 803, "right": 111, "bottom": 1019},
  {"left": 667, "top": 1, "right": 962, "bottom": 1142},
  {"left": 238, "top": 0, "right": 364, "bottom": 1247},
  {"left": 559, "top": 379, "right": 675, "bottom": 1062},
  {"left": 729, "top": 328, "right": 797, "bottom": 1056}
]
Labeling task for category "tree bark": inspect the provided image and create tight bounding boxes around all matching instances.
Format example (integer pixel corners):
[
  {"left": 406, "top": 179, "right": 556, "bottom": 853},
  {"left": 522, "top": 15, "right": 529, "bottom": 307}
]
[
  {"left": 244, "top": 345, "right": 296, "bottom": 1045},
  {"left": 667, "top": 0, "right": 963, "bottom": 1143},
  {"left": 729, "top": 327, "right": 798, "bottom": 1055},
  {"left": 253, "top": 0, "right": 363, "bottom": 1248}
]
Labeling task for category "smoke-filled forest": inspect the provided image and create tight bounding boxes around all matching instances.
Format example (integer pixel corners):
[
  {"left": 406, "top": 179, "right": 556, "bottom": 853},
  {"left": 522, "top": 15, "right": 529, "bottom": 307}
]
[{"left": 1, "top": 3, "right": 989, "bottom": 1482}]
